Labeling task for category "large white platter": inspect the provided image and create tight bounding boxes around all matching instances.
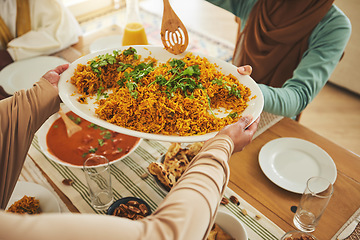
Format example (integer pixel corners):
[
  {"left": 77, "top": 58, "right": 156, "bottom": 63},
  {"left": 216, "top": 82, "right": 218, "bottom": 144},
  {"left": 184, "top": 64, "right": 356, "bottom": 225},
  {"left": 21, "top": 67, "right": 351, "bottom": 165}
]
[
  {"left": 259, "top": 138, "right": 337, "bottom": 194},
  {"left": 0, "top": 56, "right": 68, "bottom": 94},
  {"left": 58, "top": 45, "right": 263, "bottom": 143},
  {"left": 6, "top": 181, "right": 61, "bottom": 213}
]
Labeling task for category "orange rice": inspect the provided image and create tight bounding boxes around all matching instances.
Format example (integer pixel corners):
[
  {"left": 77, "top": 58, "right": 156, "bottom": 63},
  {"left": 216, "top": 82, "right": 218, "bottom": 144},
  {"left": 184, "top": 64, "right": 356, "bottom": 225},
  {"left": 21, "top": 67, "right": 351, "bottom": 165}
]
[
  {"left": 70, "top": 47, "right": 252, "bottom": 136},
  {"left": 7, "top": 195, "right": 41, "bottom": 214}
]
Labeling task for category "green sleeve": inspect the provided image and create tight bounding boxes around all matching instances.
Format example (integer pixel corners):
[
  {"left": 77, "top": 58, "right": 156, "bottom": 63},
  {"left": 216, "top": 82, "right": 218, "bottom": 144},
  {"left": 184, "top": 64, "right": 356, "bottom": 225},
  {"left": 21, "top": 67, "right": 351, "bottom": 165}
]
[
  {"left": 259, "top": 6, "right": 351, "bottom": 118},
  {"left": 205, "top": 0, "right": 257, "bottom": 29}
]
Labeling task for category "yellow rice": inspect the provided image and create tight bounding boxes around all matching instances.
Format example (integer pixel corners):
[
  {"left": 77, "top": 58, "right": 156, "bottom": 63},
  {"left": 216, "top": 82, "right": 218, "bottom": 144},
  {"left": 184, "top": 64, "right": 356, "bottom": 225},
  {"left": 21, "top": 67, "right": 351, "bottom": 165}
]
[
  {"left": 70, "top": 48, "right": 252, "bottom": 136},
  {"left": 7, "top": 195, "right": 41, "bottom": 214}
]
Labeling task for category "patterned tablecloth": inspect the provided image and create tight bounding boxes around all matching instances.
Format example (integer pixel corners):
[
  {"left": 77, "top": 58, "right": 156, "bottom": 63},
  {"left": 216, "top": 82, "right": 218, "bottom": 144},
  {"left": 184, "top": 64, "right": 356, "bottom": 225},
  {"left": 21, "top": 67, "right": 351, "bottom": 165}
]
[{"left": 24, "top": 110, "right": 284, "bottom": 240}]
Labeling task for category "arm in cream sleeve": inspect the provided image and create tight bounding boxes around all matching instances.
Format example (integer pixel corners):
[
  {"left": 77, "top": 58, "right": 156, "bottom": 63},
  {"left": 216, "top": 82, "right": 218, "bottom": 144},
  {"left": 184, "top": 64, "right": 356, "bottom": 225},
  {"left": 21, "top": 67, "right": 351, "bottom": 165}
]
[
  {"left": 0, "top": 78, "right": 60, "bottom": 209},
  {"left": 0, "top": 135, "right": 233, "bottom": 240},
  {"left": 6, "top": 0, "right": 82, "bottom": 61}
]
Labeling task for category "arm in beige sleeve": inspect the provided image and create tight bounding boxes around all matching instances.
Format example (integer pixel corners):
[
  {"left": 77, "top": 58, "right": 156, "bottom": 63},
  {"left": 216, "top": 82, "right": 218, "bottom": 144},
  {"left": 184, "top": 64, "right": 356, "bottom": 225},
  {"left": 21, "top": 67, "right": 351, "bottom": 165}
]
[
  {"left": 0, "top": 135, "right": 233, "bottom": 240},
  {"left": 0, "top": 78, "right": 60, "bottom": 208}
]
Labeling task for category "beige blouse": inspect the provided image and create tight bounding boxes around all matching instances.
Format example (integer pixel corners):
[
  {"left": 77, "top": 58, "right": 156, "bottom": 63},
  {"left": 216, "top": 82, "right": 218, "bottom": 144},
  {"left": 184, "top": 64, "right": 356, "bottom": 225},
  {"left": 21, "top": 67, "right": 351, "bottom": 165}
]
[
  {"left": 0, "top": 78, "right": 233, "bottom": 240},
  {"left": 0, "top": 78, "right": 60, "bottom": 209},
  {"left": 1, "top": 0, "right": 82, "bottom": 61}
]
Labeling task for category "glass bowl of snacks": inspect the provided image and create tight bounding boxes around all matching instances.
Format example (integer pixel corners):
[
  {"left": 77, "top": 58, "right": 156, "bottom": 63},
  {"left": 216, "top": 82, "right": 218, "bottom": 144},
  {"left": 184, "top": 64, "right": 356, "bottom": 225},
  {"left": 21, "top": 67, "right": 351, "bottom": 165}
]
[
  {"left": 107, "top": 197, "right": 152, "bottom": 220},
  {"left": 280, "top": 230, "right": 318, "bottom": 240}
]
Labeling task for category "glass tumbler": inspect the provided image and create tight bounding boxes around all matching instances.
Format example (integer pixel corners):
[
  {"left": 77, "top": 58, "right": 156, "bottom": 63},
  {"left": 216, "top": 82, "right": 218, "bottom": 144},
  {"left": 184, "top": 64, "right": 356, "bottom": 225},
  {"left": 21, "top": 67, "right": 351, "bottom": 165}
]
[
  {"left": 293, "top": 176, "right": 334, "bottom": 232},
  {"left": 83, "top": 155, "right": 113, "bottom": 210}
]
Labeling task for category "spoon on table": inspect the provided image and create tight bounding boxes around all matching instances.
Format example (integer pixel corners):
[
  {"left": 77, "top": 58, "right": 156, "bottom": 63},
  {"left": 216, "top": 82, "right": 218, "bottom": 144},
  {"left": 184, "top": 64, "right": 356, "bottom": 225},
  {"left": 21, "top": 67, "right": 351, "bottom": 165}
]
[
  {"left": 58, "top": 107, "right": 82, "bottom": 138},
  {"left": 161, "top": 0, "right": 189, "bottom": 55}
]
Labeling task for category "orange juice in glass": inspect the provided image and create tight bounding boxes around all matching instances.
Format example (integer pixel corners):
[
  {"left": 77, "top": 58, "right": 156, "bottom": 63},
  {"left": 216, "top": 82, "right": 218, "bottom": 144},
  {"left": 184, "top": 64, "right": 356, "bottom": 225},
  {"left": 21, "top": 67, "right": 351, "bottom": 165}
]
[{"left": 122, "top": 22, "right": 148, "bottom": 46}]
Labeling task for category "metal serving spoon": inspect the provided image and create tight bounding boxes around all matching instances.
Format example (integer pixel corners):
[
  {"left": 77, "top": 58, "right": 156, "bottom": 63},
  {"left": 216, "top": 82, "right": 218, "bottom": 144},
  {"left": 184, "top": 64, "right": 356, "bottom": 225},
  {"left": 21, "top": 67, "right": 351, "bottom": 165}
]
[{"left": 160, "top": 0, "right": 189, "bottom": 55}]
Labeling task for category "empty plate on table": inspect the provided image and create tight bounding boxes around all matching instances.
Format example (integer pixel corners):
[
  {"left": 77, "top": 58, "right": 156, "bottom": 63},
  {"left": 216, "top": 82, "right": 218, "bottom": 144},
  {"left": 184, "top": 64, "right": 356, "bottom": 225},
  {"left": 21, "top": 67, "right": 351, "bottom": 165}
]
[
  {"left": 89, "top": 35, "right": 123, "bottom": 53},
  {"left": 6, "top": 181, "right": 61, "bottom": 213},
  {"left": 0, "top": 56, "right": 68, "bottom": 94},
  {"left": 259, "top": 137, "right": 337, "bottom": 194}
]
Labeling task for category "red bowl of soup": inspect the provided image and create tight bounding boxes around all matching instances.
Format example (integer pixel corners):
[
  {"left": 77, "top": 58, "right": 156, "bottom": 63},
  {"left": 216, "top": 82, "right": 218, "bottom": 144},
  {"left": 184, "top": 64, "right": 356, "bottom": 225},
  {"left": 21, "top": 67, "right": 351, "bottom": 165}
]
[{"left": 38, "top": 105, "right": 142, "bottom": 168}]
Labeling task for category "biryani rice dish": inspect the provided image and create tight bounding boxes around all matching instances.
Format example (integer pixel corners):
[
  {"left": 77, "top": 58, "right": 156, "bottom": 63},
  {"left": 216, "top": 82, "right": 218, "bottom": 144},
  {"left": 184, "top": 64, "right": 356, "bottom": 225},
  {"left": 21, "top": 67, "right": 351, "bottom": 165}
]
[
  {"left": 7, "top": 195, "right": 41, "bottom": 214},
  {"left": 70, "top": 47, "right": 252, "bottom": 136}
]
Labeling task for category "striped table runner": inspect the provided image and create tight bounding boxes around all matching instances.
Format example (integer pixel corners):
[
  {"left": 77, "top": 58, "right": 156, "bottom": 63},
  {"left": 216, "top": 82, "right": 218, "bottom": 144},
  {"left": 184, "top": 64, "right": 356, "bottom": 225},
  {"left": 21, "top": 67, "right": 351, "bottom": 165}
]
[{"left": 27, "top": 116, "right": 285, "bottom": 239}]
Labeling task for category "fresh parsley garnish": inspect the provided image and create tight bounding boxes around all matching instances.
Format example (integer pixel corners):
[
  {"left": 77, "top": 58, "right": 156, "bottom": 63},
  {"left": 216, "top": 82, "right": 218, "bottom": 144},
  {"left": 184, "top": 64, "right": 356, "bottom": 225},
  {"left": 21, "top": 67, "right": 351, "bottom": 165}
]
[
  {"left": 100, "top": 131, "right": 112, "bottom": 140},
  {"left": 90, "top": 50, "right": 120, "bottom": 76},
  {"left": 212, "top": 77, "right": 242, "bottom": 98},
  {"left": 228, "top": 112, "right": 238, "bottom": 118},
  {"left": 117, "top": 62, "right": 154, "bottom": 98},
  {"left": 123, "top": 47, "right": 138, "bottom": 59},
  {"left": 98, "top": 139, "right": 105, "bottom": 146},
  {"left": 82, "top": 147, "right": 99, "bottom": 158}
]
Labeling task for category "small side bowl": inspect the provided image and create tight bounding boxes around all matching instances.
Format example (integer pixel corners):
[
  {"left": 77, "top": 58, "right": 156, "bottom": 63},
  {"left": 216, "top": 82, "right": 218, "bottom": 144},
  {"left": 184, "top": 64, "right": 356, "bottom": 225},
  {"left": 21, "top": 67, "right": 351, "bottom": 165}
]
[
  {"left": 214, "top": 210, "right": 248, "bottom": 240},
  {"left": 107, "top": 197, "right": 152, "bottom": 218},
  {"left": 280, "top": 230, "right": 318, "bottom": 240}
]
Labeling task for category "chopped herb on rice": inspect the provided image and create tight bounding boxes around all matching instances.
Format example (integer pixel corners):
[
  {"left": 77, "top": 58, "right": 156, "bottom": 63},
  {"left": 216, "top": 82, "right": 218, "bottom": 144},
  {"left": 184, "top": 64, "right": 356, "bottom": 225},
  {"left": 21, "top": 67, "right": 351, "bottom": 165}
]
[{"left": 70, "top": 47, "right": 252, "bottom": 136}]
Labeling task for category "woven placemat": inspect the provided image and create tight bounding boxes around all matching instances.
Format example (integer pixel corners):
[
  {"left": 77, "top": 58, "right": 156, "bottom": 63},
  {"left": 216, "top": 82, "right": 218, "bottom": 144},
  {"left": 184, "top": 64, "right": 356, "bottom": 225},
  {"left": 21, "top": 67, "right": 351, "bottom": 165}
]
[{"left": 345, "top": 223, "right": 360, "bottom": 240}]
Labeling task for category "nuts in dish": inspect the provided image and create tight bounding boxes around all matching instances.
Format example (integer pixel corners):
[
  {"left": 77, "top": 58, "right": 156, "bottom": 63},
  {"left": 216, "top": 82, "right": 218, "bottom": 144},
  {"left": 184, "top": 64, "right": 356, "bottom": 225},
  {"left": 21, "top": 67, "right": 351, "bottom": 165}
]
[
  {"left": 220, "top": 197, "right": 230, "bottom": 205},
  {"left": 282, "top": 235, "right": 316, "bottom": 240},
  {"left": 148, "top": 142, "right": 204, "bottom": 191},
  {"left": 7, "top": 195, "right": 41, "bottom": 214},
  {"left": 229, "top": 195, "right": 240, "bottom": 206},
  {"left": 107, "top": 197, "right": 151, "bottom": 220},
  {"left": 281, "top": 230, "right": 317, "bottom": 240}
]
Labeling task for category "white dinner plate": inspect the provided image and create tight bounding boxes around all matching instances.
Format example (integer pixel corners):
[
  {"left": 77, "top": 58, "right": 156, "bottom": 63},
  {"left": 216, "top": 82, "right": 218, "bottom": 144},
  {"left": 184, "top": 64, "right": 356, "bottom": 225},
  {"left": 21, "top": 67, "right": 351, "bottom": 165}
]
[
  {"left": 90, "top": 35, "right": 123, "bottom": 53},
  {"left": 6, "top": 181, "right": 61, "bottom": 213},
  {"left": 0, "top": 56, "right": 68, "bottom": 94},
  {"left": 37, "top": 105, "right": 142, "bottom": 168},
  {"left": 58, "top": 45, "right": 264, "bottom": 143},
  {"left": 259, "top": 137, "right": 337, "bottom": 194}
]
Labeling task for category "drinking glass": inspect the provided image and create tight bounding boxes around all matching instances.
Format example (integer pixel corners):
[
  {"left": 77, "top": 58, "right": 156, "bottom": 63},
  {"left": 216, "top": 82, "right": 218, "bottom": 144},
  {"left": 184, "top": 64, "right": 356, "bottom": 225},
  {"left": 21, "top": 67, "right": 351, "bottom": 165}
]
[
  {"left": 83, "top": 155, "right": 113, "bottom": 210},
  {"left": 293, "top": 176, "right": 334, "bottom": 232}
]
